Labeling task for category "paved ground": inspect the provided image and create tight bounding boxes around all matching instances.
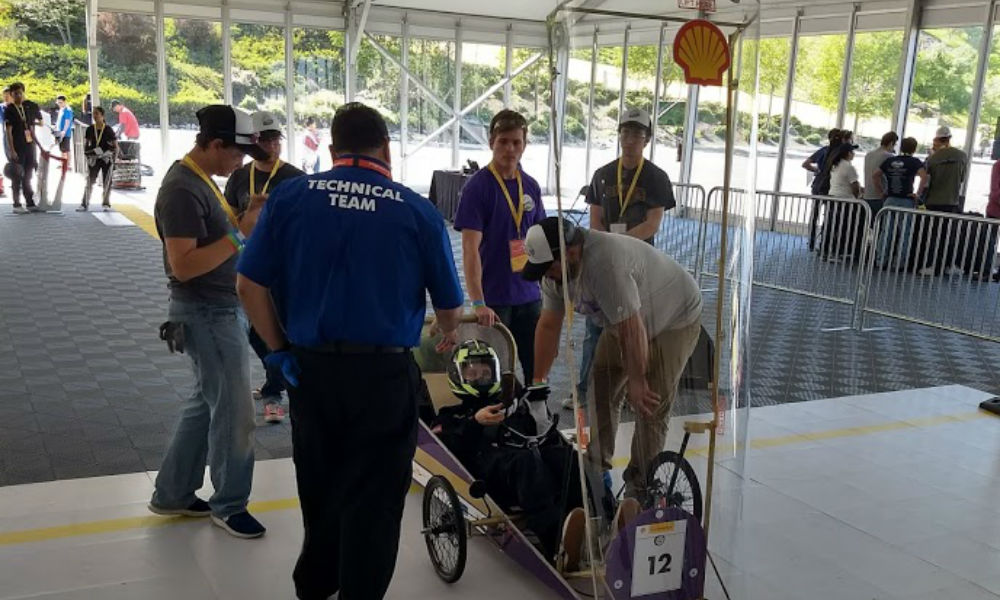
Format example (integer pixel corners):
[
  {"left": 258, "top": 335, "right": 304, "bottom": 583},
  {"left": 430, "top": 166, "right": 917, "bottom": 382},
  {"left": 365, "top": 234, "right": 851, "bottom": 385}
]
[{"left": 2, "top": 179, "right": 999, "bottom": 486}]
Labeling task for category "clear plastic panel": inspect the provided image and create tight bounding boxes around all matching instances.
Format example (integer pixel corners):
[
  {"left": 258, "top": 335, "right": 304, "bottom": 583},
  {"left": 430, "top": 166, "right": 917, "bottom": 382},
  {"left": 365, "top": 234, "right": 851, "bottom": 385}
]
[{"left": 551, "top": 5, "right": 759, "bottom": 597}]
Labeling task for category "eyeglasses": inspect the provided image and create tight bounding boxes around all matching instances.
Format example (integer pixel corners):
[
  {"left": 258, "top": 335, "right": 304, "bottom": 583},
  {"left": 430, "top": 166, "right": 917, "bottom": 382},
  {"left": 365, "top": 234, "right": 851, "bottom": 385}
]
[{"left": 619, "top": 129, "right": 648, "bottom": 141}]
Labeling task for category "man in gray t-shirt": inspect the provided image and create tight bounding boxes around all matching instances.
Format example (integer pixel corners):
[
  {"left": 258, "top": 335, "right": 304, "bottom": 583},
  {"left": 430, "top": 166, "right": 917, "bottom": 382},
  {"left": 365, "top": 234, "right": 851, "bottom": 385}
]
[
  {"left": 862, "top": 132, "right": 898, "bottom": 213},
  {"left": 522, "top": 217, "right": 703, "bottom": 499},
  {"left": 148, "top": 105, "right": 272, "bottom": 540}
]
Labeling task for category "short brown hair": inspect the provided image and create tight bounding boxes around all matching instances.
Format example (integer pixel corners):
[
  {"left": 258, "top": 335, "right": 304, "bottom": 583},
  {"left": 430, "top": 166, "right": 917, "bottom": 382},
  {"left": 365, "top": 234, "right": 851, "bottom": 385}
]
[
  {"left": 900, "top": 137, "right": 918, "bottom": 154},
  {"left": 881, "top": 131, "right": 899, "bottom": 147},
  {"left": 489, "top": 109, "right": 528, "bottom": 141}
]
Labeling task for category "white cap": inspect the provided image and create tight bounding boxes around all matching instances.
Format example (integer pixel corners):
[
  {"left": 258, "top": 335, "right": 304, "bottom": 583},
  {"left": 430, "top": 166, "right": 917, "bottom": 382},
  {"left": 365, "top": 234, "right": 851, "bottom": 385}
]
[
  {"left": 619, "top": 107, "right": 652, "bottom": 131},
  {"left": 935, "top": 126, "right": 952, "bottom": 139},
  {"left": 252, "top": 110, "right": 281, "bottom": 134}
]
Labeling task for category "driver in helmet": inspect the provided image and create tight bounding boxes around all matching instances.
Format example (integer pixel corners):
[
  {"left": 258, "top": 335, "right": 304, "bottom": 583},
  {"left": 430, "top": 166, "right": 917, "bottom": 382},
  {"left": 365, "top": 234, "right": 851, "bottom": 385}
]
[{"left": 429, "top": 339, "right": 584, "bottom": 565}]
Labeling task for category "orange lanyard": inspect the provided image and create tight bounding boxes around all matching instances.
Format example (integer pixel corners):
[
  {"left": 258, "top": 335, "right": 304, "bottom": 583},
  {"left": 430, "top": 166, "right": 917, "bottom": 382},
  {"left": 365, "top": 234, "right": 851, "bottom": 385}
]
[
  {"left": 616, "top": 157, "right": 645, "bottom": 220},
  {"left": 488, "top": 163, "right": 525, "bottom": 237},
  {"left": 182, "top": 155, "right": 238, "bottom": 228},
  {"left": 249, "top": 159, "right": 282, "bottom": 196}
]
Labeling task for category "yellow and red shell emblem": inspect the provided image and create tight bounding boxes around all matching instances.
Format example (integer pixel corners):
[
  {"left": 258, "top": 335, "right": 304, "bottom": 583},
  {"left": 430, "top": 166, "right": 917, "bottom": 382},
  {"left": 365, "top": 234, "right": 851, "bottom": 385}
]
[{"left": 673, "top": 19, "right": 731, "bottom": 86}]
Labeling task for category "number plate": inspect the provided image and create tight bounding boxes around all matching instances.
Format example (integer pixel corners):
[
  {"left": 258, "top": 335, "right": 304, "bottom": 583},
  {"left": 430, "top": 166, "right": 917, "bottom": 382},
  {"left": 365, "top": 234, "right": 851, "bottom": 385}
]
[{"left": 630, "top": 520, "right": 687, "bottom": 596}]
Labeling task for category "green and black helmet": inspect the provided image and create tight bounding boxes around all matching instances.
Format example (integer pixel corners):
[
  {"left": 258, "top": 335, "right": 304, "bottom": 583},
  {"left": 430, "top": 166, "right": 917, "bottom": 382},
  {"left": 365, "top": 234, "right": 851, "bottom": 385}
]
[{"left": 447, "top": 340, "right": 502, "bottom": 403}]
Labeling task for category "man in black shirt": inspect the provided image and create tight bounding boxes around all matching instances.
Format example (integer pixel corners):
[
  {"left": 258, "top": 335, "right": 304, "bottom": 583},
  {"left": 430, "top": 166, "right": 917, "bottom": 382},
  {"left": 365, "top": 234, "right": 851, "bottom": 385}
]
[
  {"left": 77, "top": 106, "right": 118, "bottom": 211},
  {"left": 4, "top": 82, "right": 42, "bottom": 213},
  {"left": 223, "top": 110, "right": 304, "bottom": 423}
]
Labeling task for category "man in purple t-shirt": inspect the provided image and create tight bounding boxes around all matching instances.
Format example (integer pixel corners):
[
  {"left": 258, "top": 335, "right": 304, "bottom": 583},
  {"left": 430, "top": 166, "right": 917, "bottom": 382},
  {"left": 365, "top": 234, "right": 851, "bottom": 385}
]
[{"left": 454, "top": 109, "right": 546, "bottom": 383}]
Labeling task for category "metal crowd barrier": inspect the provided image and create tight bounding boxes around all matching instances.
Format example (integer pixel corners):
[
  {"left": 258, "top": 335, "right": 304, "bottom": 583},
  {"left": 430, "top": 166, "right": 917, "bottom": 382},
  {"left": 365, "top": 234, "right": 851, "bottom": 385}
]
[
  {"left": 859, "top": 207, "right": 1000, "bottom": 341},
  {"left": 655, "top": 182, "right": 708, "bottom": 281},
  {"left": 680, "top": 186, "right": 1000, "bottom": 342}
]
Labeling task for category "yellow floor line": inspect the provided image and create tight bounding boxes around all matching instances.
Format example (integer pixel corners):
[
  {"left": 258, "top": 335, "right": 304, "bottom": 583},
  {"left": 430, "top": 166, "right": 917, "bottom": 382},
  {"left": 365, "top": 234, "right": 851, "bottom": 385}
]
[
  {"left": 113, "top": 203, "right": 159, "bottom": 240},
  {"left": 609, "top": 410, "right": 990, "bottom": 467},
  {"left": 0, "top": 410, "right": 989, "bottom": 546}
]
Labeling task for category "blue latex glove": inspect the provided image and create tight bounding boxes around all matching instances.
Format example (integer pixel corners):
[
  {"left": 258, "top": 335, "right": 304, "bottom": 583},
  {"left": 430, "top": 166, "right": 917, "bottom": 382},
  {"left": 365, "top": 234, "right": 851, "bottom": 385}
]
[{"left": 264, "top": 350, "right": 301, "bottom": 388}]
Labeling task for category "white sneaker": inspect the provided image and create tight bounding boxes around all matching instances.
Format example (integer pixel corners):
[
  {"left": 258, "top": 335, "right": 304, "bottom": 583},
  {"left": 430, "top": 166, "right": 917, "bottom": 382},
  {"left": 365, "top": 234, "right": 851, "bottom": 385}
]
[
  {"left": 75, "top": 205, "right": 87, "bottom": 212},
  {"left": 12, "top": 205, "right": 27, "bottom": 214},
  {"left": 102, "top": 204, "right": 111, "bottom": 212},
  {"left": 918, "top": 266, "right": 936, "bottom": 276},
  {"left": 945, "top": 265, "right": 964, "bottom": 276},
  {"left": 561, "top": 396, "right": 575, "bottom": 410}
]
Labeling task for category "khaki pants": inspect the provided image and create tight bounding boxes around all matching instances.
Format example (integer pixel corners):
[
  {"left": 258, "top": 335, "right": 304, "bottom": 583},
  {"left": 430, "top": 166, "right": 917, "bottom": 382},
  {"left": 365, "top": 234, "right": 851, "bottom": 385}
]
[{"left": 588, "top": 317, "right": 702, "bottom": 494}]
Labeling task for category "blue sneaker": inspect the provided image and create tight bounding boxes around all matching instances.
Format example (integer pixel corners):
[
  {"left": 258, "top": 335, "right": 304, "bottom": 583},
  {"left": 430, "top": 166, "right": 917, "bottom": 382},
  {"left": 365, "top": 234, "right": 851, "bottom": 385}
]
[
  {"left": 211, "top": 511, "right": 266, "bottom": 539},
  {"left": 147, "top": 498, "right": 211, "bottom": 517}
]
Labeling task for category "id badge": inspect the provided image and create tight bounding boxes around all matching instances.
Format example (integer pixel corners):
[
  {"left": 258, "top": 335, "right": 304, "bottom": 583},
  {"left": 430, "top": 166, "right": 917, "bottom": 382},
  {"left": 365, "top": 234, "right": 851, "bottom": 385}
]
[
  {"left": 610, "top": 223, "right": 627, "bottom": 234},
  {"left": 510, "top": 239, "right": 528, "bottom": 273},
  {"left": 24, "top": 130, "right": 33, "bottom": 144}
]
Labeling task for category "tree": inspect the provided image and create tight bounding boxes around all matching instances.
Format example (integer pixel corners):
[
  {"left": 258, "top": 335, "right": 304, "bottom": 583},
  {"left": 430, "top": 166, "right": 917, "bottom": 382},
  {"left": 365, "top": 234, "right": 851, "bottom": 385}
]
[
  {"left": 844, "top": 31, "right": 902, "bottom": 133},
  {"left": 911, "top": 28, "right": 978, "bottom": 127},
  {"left": 6, "top": 0, "right": 84, "bottom": 46},
  {"left": 757, "top": 37, "right": 790, "bottom": 118}
]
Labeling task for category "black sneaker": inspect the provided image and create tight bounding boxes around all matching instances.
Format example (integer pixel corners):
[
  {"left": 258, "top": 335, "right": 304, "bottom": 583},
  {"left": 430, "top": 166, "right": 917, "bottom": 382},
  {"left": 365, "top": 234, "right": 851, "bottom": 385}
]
[
  {"left": 147, "top": 498, "right": 211, "bottom": 517},
  {"left": 211, "top": 511, "right": 266, "bottom": 539}
]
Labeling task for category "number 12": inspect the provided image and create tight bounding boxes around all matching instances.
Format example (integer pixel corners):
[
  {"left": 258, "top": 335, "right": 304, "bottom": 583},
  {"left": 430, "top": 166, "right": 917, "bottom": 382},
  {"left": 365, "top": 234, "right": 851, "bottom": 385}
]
[{"left": 648, "top": 553, "right": 672, "bottom": 575}]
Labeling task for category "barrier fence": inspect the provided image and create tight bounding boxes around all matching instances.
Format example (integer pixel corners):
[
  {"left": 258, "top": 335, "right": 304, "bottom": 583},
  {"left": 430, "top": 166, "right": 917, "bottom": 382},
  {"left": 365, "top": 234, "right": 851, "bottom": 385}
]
[
  {"left": 686, "top": 188, "right": 1000, "bottom": 341},
  {"left": 655, "top": 182, "right": 708, "bottom": 281},
  {"left": 860, "top": 207, "right": 1000, "bottom": 341}
]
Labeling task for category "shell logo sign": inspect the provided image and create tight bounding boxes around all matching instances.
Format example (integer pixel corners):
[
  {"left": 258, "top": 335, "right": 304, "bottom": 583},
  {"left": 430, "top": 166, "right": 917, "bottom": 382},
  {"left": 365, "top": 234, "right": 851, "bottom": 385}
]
[{"left": 673, "top": 19, "right": 731, "bottom": 86}]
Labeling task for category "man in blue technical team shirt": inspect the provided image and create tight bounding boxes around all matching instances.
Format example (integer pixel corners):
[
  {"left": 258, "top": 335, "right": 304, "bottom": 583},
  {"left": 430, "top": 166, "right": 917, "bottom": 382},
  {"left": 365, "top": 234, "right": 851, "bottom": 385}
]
[{"left": 237, "top": 102, "right": 464, "bottom": 600}]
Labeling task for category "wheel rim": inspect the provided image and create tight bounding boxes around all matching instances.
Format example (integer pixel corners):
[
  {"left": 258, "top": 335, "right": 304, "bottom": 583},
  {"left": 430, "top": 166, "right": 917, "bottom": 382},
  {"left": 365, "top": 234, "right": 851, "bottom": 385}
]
[
  {"left": 426, "top": 484, "right": 460, "bottom": 576},
  {"left": 650, "top": 460, "right": 697, "bottom": 516}
]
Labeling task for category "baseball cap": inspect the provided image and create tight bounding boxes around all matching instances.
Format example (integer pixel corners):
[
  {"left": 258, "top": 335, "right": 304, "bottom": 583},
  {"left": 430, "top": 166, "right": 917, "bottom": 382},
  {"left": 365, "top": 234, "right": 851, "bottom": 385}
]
[
  {"left": 252, "top": 110, "right": 282, "bottom": 136},
  {"left": 935, "top": 126, "right": 952, "bottom": 139},
  {"left": 196, "top": 105, "right": 268, "bottom": 160},
  {"left": 522, "top": 217, "right": 580, "bottom": 282},
  {"left": 619, "top": 107, "right": 652, "bottom": 131}
]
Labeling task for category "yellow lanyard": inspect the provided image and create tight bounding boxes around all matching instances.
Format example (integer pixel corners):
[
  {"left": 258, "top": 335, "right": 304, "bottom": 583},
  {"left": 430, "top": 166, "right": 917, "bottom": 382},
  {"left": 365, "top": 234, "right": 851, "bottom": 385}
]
[
  {"left": 14, "top": 103, "right": 25, "bottom": 123},
  {"left": 94, "top": 125, "right": 105, "bottom": 147},
  {"left": 182, "top": 155, "right": 239, "bottom": 228},
  {"left": 249, "top": 159, "right": 282, "bottom": 196},
  {"left": 616, "top": 157, "right": 645, "bottom": 221},
  {"left": 488, "top": 163, "right": 525, "bottom": 238}
]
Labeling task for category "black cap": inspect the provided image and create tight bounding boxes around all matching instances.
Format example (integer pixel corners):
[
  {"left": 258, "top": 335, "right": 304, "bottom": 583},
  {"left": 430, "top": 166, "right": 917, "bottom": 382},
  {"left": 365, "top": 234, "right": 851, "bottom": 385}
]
[
  {"left": 521, "top": 216, "right": 579, "bottom": 282},
  {"left": 196, "top": 105, "right": 269, "bottom": 161}
]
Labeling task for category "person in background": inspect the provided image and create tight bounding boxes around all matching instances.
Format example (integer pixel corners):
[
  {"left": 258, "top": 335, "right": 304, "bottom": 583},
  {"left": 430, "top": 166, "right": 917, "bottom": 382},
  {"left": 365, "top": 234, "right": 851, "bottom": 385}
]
[
  {"left": 301, "top": 117, "right": 321, "bottom": 173},
  {"left": 803, "top": 128, "right": 841, "bottom": 193},
  {"left": 5, "top": 82, "right": 42, "bottom": 214},
  {"left": 454, "top": 109, "right": 546, "bottom": 385},
  {"left": 236, "top": 102, "right": 463, "bottom": 600},
  {"left": 565, "top": 107, "right": 675, "bottom": 411},
  {"left": 80, "top": 93, "right": 93, "bottom": 126},
  {"left": 873, "top": 137, "right": 927, "bottom": 270},
  {"left": 147, "top": 104, "right": 270, "bottom": 539},
  {"left": 919, "top": 126, "right": 968, "bottom": 276},
  {"left": 0, "top": 87, "right": 9, "bottom": 198},
  {"left": 989, "top": 156, "right": 1000, "bottom": 220},
  {"left": 110, "top": 100, "right": 140, "bottom": 141},
  {"left": 77, "top": 106, "right": 117, "bottom": 212},
  {"left": 823, "top": 142, "right": 862, "bottom": 262},
  {"left": 804, "top": 128, "right": 842, "bottom": 250},
  {"left": 863, "top": 131, "right": 898, "bottom": 216},
  {"left": 54, "top": 95, "right": 74, "bottom": 160},
  {"left": 223, "top": 110, "right": 304, "bottom": 424}
]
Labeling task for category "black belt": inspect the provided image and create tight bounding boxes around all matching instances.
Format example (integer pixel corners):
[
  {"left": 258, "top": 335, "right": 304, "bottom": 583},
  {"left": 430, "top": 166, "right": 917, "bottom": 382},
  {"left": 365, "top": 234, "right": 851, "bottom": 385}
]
[{"left": 305, "top": 341, "right": 409, "bottom": 354}]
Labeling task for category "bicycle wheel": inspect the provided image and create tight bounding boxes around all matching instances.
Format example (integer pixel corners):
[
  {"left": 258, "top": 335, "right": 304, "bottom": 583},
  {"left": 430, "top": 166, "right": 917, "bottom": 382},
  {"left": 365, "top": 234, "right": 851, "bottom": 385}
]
[
  {"left": 421, "top": 475, "right": 467, "bottom": 583},
  {"left": 645, "top": 450, "right": 703, "bottom": 522}
]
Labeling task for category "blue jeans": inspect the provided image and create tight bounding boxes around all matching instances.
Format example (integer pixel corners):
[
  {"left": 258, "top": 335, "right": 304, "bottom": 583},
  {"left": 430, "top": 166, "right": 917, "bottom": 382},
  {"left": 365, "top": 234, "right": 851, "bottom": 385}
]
[
  {"left": 576, "top": 319, "right": 604, "bottom": 405},
  {"left": 152, "top": 299, "right": 256, "bottom": 518},
  {"left": 877, "top": 196, "right": 915, "bottom": 269}
]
